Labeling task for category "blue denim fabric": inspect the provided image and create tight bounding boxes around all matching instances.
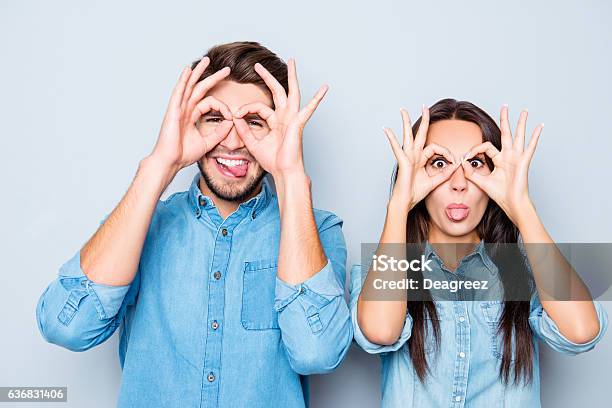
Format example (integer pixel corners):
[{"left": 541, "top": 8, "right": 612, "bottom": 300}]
[
  {"left": 350, "top": 239, "right": 608, "bottom": 407},
  {"left": 36, "top": 173, "right": 352, "bottom": 407}
]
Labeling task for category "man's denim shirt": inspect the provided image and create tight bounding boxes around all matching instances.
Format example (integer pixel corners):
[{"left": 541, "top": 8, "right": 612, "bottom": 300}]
[
  {"left": 36, "top": 173, "right": 353, "bottom": 408},
  {"left": 350, "top": 239, "right": 608, "bottom": 408}
]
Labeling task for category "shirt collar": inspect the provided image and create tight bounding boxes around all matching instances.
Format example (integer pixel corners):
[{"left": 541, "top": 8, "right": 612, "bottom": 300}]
[
  {"left": 188, "top": 172, "right": 273, "bottom": 220},
  {"left": 423, "top": 238, "right": 496, "bottom": 274}
]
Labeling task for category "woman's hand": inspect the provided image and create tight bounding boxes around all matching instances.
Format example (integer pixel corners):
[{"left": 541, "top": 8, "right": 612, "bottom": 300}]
[
  {"left": 232, "top": 58, "right": 328, "bottom": 179},
  {"left": 149, "top": 57, "right": 235, "bottom": 175},
  {"left": 384, "top": 105, "right": 459, "bottom": 212},
  {"left": 460, "top": 105, "right": 544, "bottom": 226}
]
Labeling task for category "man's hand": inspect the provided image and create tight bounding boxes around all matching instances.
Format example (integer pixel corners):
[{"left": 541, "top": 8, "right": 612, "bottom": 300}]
[
  {"left": 149, "top": 56, "right": 235, "bottom": 177},
  {"left": 232, "top": 58, "right": 328, "bottom": 179}
]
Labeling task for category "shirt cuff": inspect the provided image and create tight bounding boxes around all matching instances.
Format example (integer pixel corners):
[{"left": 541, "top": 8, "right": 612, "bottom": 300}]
[
  {"left": 530, "top": 298, "right": 608, "bottom": 354},
  {"left": 58, "top": 249, "right": 131, "bottom": 321},
  {"left": 274, "top": 258, "right": 343, "bottom": 312},
  {"left": 349, "top": 264, "right": 413, "bottom": 354}
]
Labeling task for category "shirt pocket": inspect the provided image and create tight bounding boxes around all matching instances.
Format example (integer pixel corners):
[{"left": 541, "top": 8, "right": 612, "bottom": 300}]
[
  {"left": 480, "top": 300, "right": 516, "bottom": 362},
  {"left": 241, "top": 258, "right": 280, "bottom": 330},
  {"left": 424, "top": 301, "right": 446, "bottom": 355}
]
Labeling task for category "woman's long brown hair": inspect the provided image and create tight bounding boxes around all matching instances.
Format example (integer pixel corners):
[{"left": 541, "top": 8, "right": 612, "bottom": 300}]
[{"left": 391, "top": 98, "right": 535, "bottom": 385}]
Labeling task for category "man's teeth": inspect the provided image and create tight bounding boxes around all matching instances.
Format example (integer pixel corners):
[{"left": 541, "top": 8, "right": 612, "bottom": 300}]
[{"left": 216, "top": 158, "right": 247, "bottom": 167}]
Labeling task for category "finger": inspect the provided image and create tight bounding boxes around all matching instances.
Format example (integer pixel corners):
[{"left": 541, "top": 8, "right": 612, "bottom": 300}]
[
  {"left": 500, "top": 104, "right": 513, "bottom": 150},
  {"left": 430, "top": 161, "right": 461, "bottom": 187},
  {"left": 414, "top": 105, "right": 430, "bottom": 149},
  {"left": 421, "top": 143, "right": 455, "bottom": 167},
  {"left": 186, "top": 66, "right": 231, "bottom": 114},
  {"left": 461, "top": 159, "right": 487, "bottom": 188},
  {"left": 233, "top": 102, "right": 275, "bottom": 122},
  {"left": 514, "top": 109, "right": 528, "bottom": 152},
  {"left": 383, "top": 127, "right": 404, "bottom": 163},
  {"left": 233, "top": 117, "right": 259, "bottom": 147},
  {"left": 400, "top": 108, "right": 414, "bottom": 151},
  {"left": 204, "top": 120, "right": 234, "bottom": 148},
  {"left": 254, "top": 62, "right": 287, "bottom": 108},
  {"left": 181, "top": 57, "right": 210, "bottom": 113},
  {"left": 463, "top": 141, "right": 501, "bottom": 165},
  {"left": 287, "top": 58, "right": 301, "bottom": 111},
  {"left": 297, "top": 84, "right": 328, "bottom": 124},
  {"left": 166, "top": 65, "right": 192, "bottom": 120},
  {"left": 190, "top": 96, "right": 233, "bottom": 125},
  {"left": 524, "top": 123, "right": 544, "bottom": 164}
]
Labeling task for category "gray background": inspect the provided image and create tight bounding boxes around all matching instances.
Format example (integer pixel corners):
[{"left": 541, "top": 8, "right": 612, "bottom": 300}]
[{"left": 2, "top": 0, "right": 611, "bottom": 406}]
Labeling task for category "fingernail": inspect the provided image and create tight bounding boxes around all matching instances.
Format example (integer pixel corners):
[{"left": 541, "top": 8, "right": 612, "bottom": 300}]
[{"left": 541, "top": 123, "right": 545, "bottom": 127}]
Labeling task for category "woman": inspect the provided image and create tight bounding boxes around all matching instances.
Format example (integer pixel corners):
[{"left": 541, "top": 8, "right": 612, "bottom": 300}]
[{"left": 350, "top": 98, "right": 608, "bottom": 407}]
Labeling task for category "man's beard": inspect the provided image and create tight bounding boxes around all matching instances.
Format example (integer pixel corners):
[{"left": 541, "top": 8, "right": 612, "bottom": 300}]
[{"left": 197, "top": 161, "right": 267, "bottom": 202}]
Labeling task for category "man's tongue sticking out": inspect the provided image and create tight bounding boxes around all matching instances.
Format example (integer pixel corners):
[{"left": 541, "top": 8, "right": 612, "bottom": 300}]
[{"left": 218, "top": 159, "right": 248, "bottom": 177}]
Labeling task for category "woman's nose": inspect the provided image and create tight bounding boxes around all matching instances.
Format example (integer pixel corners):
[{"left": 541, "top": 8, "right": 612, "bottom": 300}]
[{"left": 450, "top": 163, "right": 467, "bottom": 191}]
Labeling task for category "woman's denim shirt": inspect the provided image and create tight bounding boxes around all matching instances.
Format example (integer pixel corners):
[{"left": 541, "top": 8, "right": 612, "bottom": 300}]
[{"left": 350, "top": 239, "right": 608, "bottom": 407}]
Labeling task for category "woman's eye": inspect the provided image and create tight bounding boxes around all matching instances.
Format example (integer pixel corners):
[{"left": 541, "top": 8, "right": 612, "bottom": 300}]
[
  {"left": 431, "top": 158, "right": 447, "bottom": 169},
  {"left": 248, "top": 120, "right": 263, "bottom": 128},
  {"left": 469, "top": 158, "right": 484, "bottom": 168},
  {"left": 205, "top": 117, "right": 223, "bottom": 123}
]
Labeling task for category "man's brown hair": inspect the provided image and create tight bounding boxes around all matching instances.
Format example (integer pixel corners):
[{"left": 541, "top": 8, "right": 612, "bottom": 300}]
[{"left": 191, "top": 41, "right": 288, "bottom": 106}]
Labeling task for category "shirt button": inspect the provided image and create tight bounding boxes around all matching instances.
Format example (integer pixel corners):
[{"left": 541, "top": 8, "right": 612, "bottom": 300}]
[
  {"left": 211, "top": 320, "right": 219, "bottom": 330},
  {"left": 221, "top": 228, "right": 228, "bottom": 236},
  {"left": 199, "top": 197, "right": 206, "bottom": 207},
  {"left": 455, "top": 396, "right": 461, "bottom": 402},
  {"left": 299, "top": 286, "right": 305, "bottom": 294},
  {"left": 459, "top": 316, "right": 465, "bottom": 322},
  {"left": 252, "top": 211, "right": 257, "bottom": 219},
  {"left": 459, "top": 351, "right": 466, "bottom": 358},
  {"left": 207, "top": 372, "right": 215, "bottom": 382},
  {"left": 213, "top": 271, "right": 222, "bottom": 280}
]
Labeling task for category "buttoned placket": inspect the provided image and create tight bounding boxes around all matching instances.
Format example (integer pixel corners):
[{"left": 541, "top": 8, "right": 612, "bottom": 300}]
[
  {"left": 425, "top": 243, "right": 476, "bottom": 408},
  {"left": 192, "top": 181, "right": 267, "bottom": 407}
]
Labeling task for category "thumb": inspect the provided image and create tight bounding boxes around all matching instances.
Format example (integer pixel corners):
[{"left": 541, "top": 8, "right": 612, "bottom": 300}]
[
  {"left": 430, "top": 162, "right": 460, "bottom": 188},
  {"left": 461, "top": 160, "right": 487, "bottom": 188},
  {"left": 233, "top": 118, "right": 257, "bottom": 150}
]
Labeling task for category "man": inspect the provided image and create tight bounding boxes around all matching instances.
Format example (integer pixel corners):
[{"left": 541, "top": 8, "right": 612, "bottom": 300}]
[{"left": 36, "top": 41, "right": 352, "bottom": 407}]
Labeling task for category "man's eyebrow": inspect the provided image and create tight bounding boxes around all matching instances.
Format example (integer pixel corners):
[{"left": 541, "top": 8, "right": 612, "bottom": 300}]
[
  {"left": 202, "top": 110, "right": 224, "bottom": 117},
  {"left": 242, "top": 113, "right": 265, "bottom": 121}
]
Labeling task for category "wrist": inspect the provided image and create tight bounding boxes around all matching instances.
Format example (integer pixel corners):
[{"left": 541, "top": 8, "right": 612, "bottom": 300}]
[
  {"left": 273, "top": 170, "right": 311, "bottom": 211},
  {"left": 138, "top": 155, "right": 179, "bottom": 193},
  {"left": 272, "top": 168, "right": 310, "bottom": 188},
  {"left": 387, "top": 196, "right": 413, "bottom": 216},
  {"left": 514, "top": 199, "right": 538, "bottom": 230}
]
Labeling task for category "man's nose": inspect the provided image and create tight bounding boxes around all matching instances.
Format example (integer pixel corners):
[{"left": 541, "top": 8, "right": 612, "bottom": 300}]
[{"left": 219, "top": 122, "right": 245, "bottom": 150}]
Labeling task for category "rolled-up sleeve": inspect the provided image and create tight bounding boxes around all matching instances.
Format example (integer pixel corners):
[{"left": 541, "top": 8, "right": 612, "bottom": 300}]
[
  {"left": 349, "top": 264, "right": 413, "bottom": 354},
  {"left": 273, "top": 213, "right": 352, "bottom": 375},
  {"left": 529, "top": 293, "right": 608, "bottom": 355},
  {"left": 36, "top": 212, "right": 139, "bottom": 352}
]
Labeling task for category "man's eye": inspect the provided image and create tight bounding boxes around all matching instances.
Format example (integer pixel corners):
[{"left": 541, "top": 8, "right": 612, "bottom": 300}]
[
  {"left": 205, "top": 117, "right": 223, "bottom": 123},
  {"left": 431, "top": 158, "right": 448, "bottom": 169},
  {"left": 248, "top": 120, "right": 263, "bottom": 128},
  {"left": 469, "top": 158, "right": 484, "bottom": 168}
]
